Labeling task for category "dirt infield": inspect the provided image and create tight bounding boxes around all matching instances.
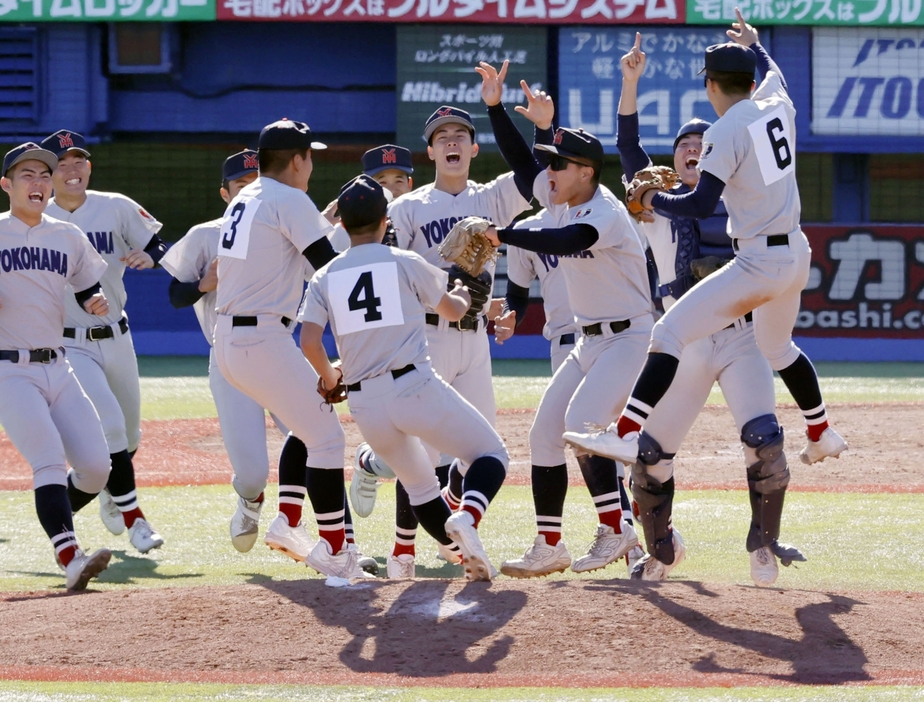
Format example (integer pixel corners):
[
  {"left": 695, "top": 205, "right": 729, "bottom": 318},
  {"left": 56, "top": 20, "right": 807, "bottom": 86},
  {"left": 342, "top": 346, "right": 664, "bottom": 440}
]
[{"left": 2, "top": 401, "right": 924, "bottom": 689}]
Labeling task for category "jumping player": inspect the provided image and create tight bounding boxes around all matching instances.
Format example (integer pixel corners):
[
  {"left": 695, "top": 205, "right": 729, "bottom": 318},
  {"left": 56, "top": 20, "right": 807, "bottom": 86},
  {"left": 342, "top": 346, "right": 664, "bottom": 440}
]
[
  {"left": 566, "top": 14, "right": 848, "bottom": 582},
  {"left": 613, "top": 32, "right": 805, "bottom": 585},
  {"left": 299, "top": 175, "right": 509, "bottom": 581},
  {"left": 41, "top": 130, "right": 166, "bottom": 555},
  {"left": 0, "top": 143, "right": 112, "bottom": 590}
]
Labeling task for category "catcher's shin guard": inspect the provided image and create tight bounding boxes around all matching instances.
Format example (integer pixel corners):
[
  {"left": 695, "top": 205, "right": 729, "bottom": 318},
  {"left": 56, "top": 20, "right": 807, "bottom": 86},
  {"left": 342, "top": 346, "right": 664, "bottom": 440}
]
[
  {"left": 741, "top": 414, "right": 790, "bottom": 552},
  {"left": 630, "top": 432, "right": 677, "bottom": 566}
]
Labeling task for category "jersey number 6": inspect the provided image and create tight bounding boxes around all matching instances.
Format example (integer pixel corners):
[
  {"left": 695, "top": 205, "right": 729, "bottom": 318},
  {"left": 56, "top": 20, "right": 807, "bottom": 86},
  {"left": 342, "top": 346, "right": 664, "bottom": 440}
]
[
  {"left": 348, "top": 271, "right": 383, "bottom": 323},
  {"left": 766, "top": 117, "right": 792, "bottom": 171}
]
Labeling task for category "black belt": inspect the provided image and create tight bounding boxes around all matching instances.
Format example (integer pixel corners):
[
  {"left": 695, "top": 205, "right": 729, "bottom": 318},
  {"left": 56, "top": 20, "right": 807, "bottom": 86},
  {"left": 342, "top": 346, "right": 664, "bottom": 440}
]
[
  {"left": 732, "top": 234, "right": 789, "bottom": 251},
  {"left": 64, "top": 317, "right": 129, "bottom": 341},
  {"left": 559, "top": 333, "right": 576, "bottom": 346},
  {"left": 346, "top": 363, "right": 416, "bottom": 393},
  {"left": 0, "top": 348, "right": 58, "bottom": 364},
  {"left": 582, "top": 320, "right": 630, "bottom": 337},
  {"left": 725, "top": 311, "right": 754, "bottom": 330},
  {"left": 232, "top": 316, "right": 292, "bottom": 327},
  {"left": 425, "top": 313, "right": 487, "bottom": 331}
]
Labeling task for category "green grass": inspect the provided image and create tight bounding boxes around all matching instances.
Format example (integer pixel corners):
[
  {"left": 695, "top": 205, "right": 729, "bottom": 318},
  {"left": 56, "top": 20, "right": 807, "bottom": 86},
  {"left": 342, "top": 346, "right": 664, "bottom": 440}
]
[{"left": 2, "top": 681, "right": 924, "bottom": 702}]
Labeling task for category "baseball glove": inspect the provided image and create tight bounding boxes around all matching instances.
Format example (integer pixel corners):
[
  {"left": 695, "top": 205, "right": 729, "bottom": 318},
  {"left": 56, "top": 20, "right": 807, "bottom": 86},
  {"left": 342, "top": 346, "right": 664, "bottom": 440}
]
[
  {"left": 690, "top": 255, "right": 730, "bottom": 281},
  {"left": 626, "top": 166, "right": 681, "bottom": 223},
  {"left": 438, "top": 216, "right": 498, "bottom": 277},
  {"left": 317, "top": 363, "right": 347, "bottom": 409},
  {"left": 448, "top": 265, "right": 492, "bottom": 323}
]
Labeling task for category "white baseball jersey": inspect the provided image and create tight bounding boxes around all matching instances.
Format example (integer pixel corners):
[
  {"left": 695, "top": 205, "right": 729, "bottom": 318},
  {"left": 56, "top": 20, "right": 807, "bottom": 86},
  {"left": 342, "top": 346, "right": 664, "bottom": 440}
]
[
  {"left": 533, "top": 172, "right": 652, "bottom": 327},
  {"left": 45, "top": 191, "right": 162, "bottom": 328},
  {"left": 698, "top": 71, "right": 800, "bottom": 241},
  {"left": 160, "top": 219, "right": 221, "bottom": 344},
  {"left": 327, "top": 223, "right": 350, "bottom": 253},
  {"left": 0, "top": 213, "right": 107, "bottom": 349},
  {"left": 216, "top": 176, "right": 330, "bottom": 319},
  {"left": 299, "top": 243, "right": 447, "bottom": 386},
  {"left": 506, "top": 209, "right": 578, "bottom": 341}
]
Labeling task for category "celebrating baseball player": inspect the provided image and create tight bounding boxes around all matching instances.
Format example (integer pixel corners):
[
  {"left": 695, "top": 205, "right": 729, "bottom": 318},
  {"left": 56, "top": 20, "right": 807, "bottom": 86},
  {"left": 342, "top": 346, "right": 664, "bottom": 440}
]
[
  {"left": 473, "top": 62, "right": 653, "bottom": 577},
  {"left": 566, "top": 13, "right": 848, "bottom": 579},
  {"left": 299, "top": 175, "right": 509, "bottom": 581},
  {"left": 0, "top": 143, "right": 113, "bottom": 590},
  {"left": 611, "top": 32, "right": 806, "bottom": 585},
  {"left": 349, "top": 102, "right": 532, "bottom": 577},
  {"left": 40, "top": 129, "right": 166, "bottom": 555},
  {"left": 213, "top": 119, "right": 370, "bottom": 580}
]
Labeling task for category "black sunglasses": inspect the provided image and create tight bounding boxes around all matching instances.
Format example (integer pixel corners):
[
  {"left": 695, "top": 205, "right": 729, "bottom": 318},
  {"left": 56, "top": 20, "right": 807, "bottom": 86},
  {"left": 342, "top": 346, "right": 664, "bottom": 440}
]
[{"left": 547, "top": 155, "right": 582, "bottom": 171}]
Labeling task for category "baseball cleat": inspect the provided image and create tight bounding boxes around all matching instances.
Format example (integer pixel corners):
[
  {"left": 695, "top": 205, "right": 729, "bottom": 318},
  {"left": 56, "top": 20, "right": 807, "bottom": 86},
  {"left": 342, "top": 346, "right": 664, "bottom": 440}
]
[
  {"left": 128, "top": 518, "right": 164, "bottom": 554},
  {"left": 386, "top": 553, "right": 416, "bottom": 579},
  {"left": 750, "top": 545, "right": 779, "bottom": 587},
  {"left": 264, "top": 514, "right": 315, "bottom": 563},
  {"left": 346, "top": 543, "right": 380, "bottom": 575},
  {"left": 305, "top": 538, "right": 367, "bottom": 579},
  {"left": 445, "top": 511, "right": 494, "bottom": 582},
  {"left": 98, "top": 489, "right": 126, "bottom": 536},
  {"left": 799, "top": 427, "right": 848, "bottom": 465},
  {"left": 501, "top": 535, "right": 571, "bottom": 578},
  {"left": 630, "top": 530, "right": 686, "bottom": 581},
  {"left": 436, "top": 540, "right": 463, "bottom": 565},
  {"left": 625, "top": 544, "right": 646, "bottom": 577},
  {"left": 571, "top": 521, "right": 639, "bottom": 573},
  {"left": 563, "top": 426, "right": 640, "bottom": 465},
  {"left": 349, "top": 443, "right": 380, "bottom": 518},
  {"left": 230, "top": 495, "right": 264, "bottom": 553},
  {"left": 65, "top": 548, "right": 111, "bottom": 591},
  {"left": 770, "top": 540, "right": 807, "bottom": 568}
]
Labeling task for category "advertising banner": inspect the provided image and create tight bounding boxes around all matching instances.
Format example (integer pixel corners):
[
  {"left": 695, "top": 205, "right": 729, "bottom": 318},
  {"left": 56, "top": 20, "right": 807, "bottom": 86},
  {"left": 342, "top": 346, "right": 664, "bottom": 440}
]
[
  {"left": 798, "top": 225, "right": 924, "bottom": 338},
  {"left": 686, "top": 0, "right": 924, "bottom": 26},
  {"left": 0, "top": 0, "right": 213, "bottom": 20},
  {"left": 812, "top": 27, "right": 924, "bottom": 137},
  {"left": 218, "top": 0, "right": 682, "bottom": 23},
  {"left": 396, "top": 26, "right": 547, "bottom": 153},
  {"left": 557, "top": 26, "right": 737, "bottom": 152}
]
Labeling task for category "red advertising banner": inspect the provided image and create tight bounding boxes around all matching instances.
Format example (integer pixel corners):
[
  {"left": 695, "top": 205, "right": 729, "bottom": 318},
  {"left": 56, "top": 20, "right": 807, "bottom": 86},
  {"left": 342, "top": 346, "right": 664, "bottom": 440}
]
[
  {"left": 799, "top": 224, "right": 924, "bottom": 338},
  {"left": 217, "top": 0, "right": 683, "bottom": 22}
]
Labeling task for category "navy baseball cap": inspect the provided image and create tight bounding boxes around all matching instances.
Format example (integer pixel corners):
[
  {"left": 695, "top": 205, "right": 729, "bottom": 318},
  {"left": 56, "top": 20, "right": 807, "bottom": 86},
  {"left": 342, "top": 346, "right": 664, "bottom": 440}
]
[
  {"left": 337, "top": 174, "right": 388, "bottom": 231},
  {"left": 40, "top": 130, "right": 91, "bottom": 159},
  {"left": 673, "top": 119, "right": 713, "bottom": 151},
  {"left": 699, "top": 43, "right": 757, "bottom": 76},
  {"left": 2, "top": 142, "right": 58, "bottom": 177},
  {"left": 258, "top": 119, "right": 326, "bottom": 151},
  {"left": 423, "top": 106, "right": 475, "bottom": 142},
  {"left": 223, "top": 149, "right": 259, "bottom": 181},
  {"left": 362, "top": 145, "right": 414, "bottom": 176},
  {"left": 534, "top": 128, "right": 604, "bottom": 164}
]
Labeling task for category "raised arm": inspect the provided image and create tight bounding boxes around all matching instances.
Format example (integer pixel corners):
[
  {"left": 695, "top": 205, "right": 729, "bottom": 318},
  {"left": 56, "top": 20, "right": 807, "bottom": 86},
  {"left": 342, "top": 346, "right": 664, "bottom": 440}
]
[
  {"left": 727, "top": 7, "right": 787, "bottom": 89},
  {"left": 616, "top": 32, "right": 653, "bottom": 181}
]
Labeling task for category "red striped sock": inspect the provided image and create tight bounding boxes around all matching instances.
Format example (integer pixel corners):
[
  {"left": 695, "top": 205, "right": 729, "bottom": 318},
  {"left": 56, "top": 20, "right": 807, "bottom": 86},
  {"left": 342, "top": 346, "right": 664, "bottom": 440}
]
[
  {"left": 319, "top": 529, "right": 345, "bottom": 555},
  {"left": 598, "top": 509, "right": 624, "bottom": 533},
  {"left": 461, "top": 504, "right": 482, "bottom": 528},
  {"left": 807, "top": 421, "right": 828, "bottom": 443},
  {"left": 539, "top": 530, "right": 561, "bottom": 547},
  {"left": 392, "top": 543, "right": 415, "bottom": 558},
  {"left": 279, "top": 503, "right": 302, "bottom": 527},
  {"left": 616, "top": 416, "right": 641, "bottom": 438},
  {"left": 58, "top": 545, "right": 78, "bottom": 567},
  {"left": 121, "top": 507, "right": 144, "bottom": 529}
]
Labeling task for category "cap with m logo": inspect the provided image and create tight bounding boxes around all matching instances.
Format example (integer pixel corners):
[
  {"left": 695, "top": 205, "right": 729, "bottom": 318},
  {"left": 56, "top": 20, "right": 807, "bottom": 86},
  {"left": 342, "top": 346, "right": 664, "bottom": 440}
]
[
  {"left": 362, "top": 144, "right": 413, "bottom": 176},
  {"left": 40, "top": 129, "right": 91, "bottom": 159}
]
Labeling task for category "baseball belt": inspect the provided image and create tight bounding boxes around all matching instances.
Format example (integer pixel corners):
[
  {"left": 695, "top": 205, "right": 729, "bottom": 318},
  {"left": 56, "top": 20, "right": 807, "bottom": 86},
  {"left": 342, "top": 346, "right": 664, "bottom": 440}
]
[
  {"left": 64, "top": 317, "right": 129, "bottom": 342},
  {"left": 732, "top": 234, "right": 788, "bottom": 251},
  {"left": 0, "top": 348, "right": 59, "bottom": 364},
  {"left": 559, "top": 333, "right": 576, "bottom": 346},
  {"left": 346, "top": 363, "right": 416, "bottom": 393},
  {"left": 231, "top": 316, "right": 293, "bottom": 327},
  {"left": 582, "top": 320, "right": 631, "bottom": 337},
  {"left": 724, "top": 311, "right": 754, "bottom": 330},
  {"left": 425, "top": 313, "right": 487, "bottom": 332}
]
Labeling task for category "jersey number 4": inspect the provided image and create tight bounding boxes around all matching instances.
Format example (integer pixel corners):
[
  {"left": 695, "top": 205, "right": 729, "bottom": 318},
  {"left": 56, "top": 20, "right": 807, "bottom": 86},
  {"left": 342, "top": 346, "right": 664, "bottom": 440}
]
[
  {"left": 328, "top": 262, "right": 405, "bottom": 335},
  {"left": 348, "top": 271, "right": 383, "bottom": 323}
]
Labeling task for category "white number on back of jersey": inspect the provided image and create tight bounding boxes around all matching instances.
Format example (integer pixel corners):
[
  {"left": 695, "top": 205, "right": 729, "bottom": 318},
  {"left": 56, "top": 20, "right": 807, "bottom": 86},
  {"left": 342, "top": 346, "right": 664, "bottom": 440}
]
[
  {"left": 219, "top": 197, "right": 262, "bottom": 260},
  {"left": 328, "top": 262, "right": 404, "bottom": 335},
  {"left": 747, "top": 105, "right": 795, "bottom": 187}
]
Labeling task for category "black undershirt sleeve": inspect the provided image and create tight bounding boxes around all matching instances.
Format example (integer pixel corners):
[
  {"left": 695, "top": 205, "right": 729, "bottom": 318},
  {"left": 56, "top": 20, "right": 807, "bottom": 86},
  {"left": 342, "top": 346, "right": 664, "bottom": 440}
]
[
  {"left": 487, "top": 103, "right": 543, "bottom": 201},
  {"left": 74, "top": 282, "right": 101, "bottom": 307},
  {"left": 168, "top": 277, "right": 206, "bottom": 309},
  {"left": 504, "top": 281, "right": 531, "bottom": 327},
  {"left": 497, "top": 223, "right": 598, "bottom": 256},
  {"left": 143, "top": 235, "right": 168, "bottom": 265},
  {"left": 302, "top": 237, "right": 339, "bottom": 270}
]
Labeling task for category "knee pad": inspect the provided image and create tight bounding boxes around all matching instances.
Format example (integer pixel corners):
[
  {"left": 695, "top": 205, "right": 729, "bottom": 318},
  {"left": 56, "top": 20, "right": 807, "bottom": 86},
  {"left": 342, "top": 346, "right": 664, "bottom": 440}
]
[
  {"left": 631, "top": 433, "right": 677, "bottom": 564},
  {"left": 633, "top": 432, "right": 674, "bottom": 490}
]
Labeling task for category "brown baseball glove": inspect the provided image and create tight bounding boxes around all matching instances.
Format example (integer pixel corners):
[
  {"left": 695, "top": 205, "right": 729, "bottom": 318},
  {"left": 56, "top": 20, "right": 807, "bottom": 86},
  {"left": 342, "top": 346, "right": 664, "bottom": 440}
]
[
  {"left": 438, "top": 216, "right": 498, "bottom": 276},
  {"left": 317, "top": 363, "right": 347, "bottom": 408},
  {"left": 626, "top": 166, "right": 681, "bottom": 223},
  {"left": 690, "top": 255, "right": 730, "bottom": 281}
]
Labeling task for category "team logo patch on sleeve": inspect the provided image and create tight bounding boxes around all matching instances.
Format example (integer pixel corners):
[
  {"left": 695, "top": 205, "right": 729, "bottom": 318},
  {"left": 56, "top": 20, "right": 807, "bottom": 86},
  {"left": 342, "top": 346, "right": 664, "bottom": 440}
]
[
  {"left": 139, "top": 208, "right": 155, "bottom": 222},
  {"left": 575, "top": 208, "right": 592, "bottom": 219},
  {"left": 701, "top": 142, "right": 714, "bottom": 160}
]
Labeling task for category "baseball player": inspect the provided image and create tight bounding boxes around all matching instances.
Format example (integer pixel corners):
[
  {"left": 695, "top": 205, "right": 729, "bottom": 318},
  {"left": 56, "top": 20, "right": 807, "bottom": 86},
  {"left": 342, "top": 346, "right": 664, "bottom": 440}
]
[
  {"left": 611, "top": 32, "right": 805, "bottom": 585},
  {"left": 474, "top": 62, "right": 652, "bottom": 577},
  {"left": 565, "top": 13, "right": 848, "bottom": 580},
  {"left": 299, "top": 174, "right": 508, "bottom": 581},
  {"left": 213, "top": 119, "right": 366, "bottom": 580},
  {"left": 40, "top": 130, "right": 166, "bottom": 555},
  {"left": 0, "top": 143, "right": 112, "bottom": 590},
  {"left": 348, "top": 102, "right": 532, "bottom": 575}
]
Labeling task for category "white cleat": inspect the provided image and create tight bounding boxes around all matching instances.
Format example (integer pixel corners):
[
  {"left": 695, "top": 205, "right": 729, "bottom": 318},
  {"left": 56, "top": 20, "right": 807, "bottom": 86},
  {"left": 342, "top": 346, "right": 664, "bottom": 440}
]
[
  {"left": 98, "top": 489, "right": 126, "bottom": 536},
  {"left": 346, "top": 543, "right": 379, "bottom": 576},
  {"left": 264, "top": 514, "right": 315, "bottom": 563},
  {"left": 501, "top": 535, "right": 571, "bottom": 579},
  {"left": 799, "top": 427, "right": 848, "bottom": 465},
  {"left": 128, "top": 518, "right": 164, "bottom": 554},
  {"left": 630, "top": 530, "right": 686, "bottom": 581},
  {"left": 563, "top": 426, "right": 640, "bottom": 465},
  {"left": 436, "top": 541, "right": 463, "bottom": 565},
  {"left": 386, "top": 553, "right": 416, "bottom": 579},
  {"left": 350, "top": 443, "right": 381, "bottom": 518},
  {"left": 65, "top": 548, "right": 111, "bottom": 591},
  {"left": 445, "top": 511, "right": 494, "bottom": 582},
  {"left": 626, "top": 544, "right": 646, "bottom": 577},
  {"left": 571, "top": 521, "right": 639, "bottom": 573},
  {"left": 230, "top": 496, "right": 264, "bottom": 553},
  {"left": 750, "top": 545, "right": 779, "bottom": 587},
  {"left": 305, "top": 539, "right": 364, "bottom": 579}
]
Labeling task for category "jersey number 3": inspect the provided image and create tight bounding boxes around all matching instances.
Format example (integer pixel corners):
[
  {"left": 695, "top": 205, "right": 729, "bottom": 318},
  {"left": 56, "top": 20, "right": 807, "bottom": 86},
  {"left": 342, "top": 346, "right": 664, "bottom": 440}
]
[
  {"left": 219, "top": 197, "right": 262, "bottom": 260},
  {"left": 748, "top": 105, "right": 795, "bottom": 187},
  {"left": 328, "top": 262, "right": 405, "bottom": 335}
]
